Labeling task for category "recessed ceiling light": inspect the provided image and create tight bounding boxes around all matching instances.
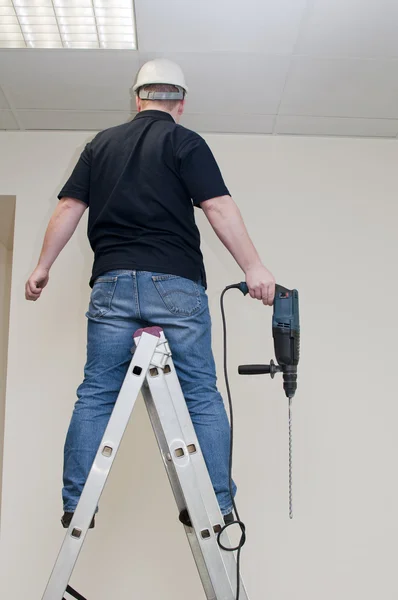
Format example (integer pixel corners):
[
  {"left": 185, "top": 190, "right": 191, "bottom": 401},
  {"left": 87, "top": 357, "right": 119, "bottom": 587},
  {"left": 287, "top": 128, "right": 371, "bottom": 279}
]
[{"left": 0, "top": 0, "right": 137, "bottom": 49}]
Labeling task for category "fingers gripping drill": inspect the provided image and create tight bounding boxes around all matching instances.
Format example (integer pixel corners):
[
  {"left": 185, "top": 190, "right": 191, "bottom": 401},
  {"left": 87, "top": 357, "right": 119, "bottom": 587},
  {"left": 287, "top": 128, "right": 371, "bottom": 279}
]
[{"left": 232, "top": 283, "right": 300, "bottom": 518}]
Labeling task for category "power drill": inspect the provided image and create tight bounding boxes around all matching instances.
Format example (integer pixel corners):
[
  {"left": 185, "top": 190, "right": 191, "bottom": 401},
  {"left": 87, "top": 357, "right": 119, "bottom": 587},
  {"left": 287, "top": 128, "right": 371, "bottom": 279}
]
[
  {"left": 228, "top": 282, "right": 300, "bottom": 518},
  {"left": 236, "top": 283, "right": 300, "bottom": 399}
]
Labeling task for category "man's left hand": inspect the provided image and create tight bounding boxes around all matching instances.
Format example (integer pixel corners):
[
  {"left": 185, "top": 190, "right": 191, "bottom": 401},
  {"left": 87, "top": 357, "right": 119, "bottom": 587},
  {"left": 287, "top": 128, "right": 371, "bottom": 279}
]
[{"left": 25, "top": 265, "right": 49, "bottom": 301}]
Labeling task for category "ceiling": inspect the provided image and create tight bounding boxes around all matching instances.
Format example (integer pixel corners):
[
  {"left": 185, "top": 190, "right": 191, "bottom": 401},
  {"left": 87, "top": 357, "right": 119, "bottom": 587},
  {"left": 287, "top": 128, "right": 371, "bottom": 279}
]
[{"left": 1, "top": 0, "right": 398, "bottom": 138}]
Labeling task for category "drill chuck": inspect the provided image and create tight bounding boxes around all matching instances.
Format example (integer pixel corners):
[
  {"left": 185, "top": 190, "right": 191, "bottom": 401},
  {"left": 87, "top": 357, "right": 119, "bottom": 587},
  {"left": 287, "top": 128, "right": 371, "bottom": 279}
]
[{"left": 282, "top": 365, "right": 297, "bottom": 400}]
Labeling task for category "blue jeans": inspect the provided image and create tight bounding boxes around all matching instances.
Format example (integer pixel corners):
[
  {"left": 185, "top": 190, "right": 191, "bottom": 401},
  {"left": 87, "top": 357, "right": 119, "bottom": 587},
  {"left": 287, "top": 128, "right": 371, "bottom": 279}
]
[{"left": 63, "top": 270, "right": 236, "bottom": 515}]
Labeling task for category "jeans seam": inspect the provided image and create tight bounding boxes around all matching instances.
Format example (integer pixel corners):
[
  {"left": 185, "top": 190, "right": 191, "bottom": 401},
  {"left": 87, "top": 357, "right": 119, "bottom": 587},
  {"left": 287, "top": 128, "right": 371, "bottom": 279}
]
[{"left": 132, "top": 271, "right": 141, "bottom": 320}]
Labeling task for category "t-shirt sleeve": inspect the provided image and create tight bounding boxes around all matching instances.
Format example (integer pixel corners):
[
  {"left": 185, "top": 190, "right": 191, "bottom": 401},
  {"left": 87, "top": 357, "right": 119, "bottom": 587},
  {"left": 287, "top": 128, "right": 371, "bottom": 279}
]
[
  {"left": 58, "top": 142, "right": 92, "bottom": 205},
  {"left": 178, "top": 135, "right": 230, "bottom": 207}
]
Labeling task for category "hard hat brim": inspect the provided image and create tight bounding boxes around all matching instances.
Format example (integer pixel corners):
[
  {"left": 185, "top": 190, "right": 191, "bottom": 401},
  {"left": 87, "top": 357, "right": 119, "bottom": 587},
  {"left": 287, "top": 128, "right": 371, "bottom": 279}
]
[{"left": 133, "top": 81, "right": 188, "bottom": 94}]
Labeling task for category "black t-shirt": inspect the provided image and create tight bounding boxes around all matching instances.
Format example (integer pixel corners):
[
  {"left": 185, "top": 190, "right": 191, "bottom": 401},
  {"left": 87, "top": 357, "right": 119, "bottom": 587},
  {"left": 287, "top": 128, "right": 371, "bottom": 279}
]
[{"left": 58, "top": 110, "right": 229, "bottom": 287}]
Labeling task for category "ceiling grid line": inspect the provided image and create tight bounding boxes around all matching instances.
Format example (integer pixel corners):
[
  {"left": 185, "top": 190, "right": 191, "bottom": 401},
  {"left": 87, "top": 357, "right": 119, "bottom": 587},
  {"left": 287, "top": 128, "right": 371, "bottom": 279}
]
[
  {"left": 11, "top": 3, "right": 29, "bottom": 49},
  {"left": 132, "top": 0, "right": 140, "bottom": 51},
  {"left": 272, "top": 0, "right": 317, "bottom": 134},
  {"left": 16, "top": 110, "right": 398, "bottom": 121},
  {"left": 50, "top": 0, "right": 65, "bottom": 49},
  {"left": 0, "top": 84, "right": 23, "bottom": 130},
  {"left": 290, "top": 0, "right": 318, "bottom": 57},
  {"left": 291, "top": 53, "right": 398, "bottom": 62},
  {"left": 279, "top": 114, "right": 398, "bottom": 122},
  {"left": 90, "top": 0, "right": 101, "bottom": 49}
]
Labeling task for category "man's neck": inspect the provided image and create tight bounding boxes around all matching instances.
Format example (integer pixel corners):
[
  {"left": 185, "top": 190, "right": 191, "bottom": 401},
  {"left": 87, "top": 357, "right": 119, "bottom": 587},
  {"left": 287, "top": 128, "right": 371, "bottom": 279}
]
[
  {"left": 142, "top": 105, "right": 164, "bottom": 111},
  {"left": 140, "top": 104, "right": 178, "bottom": 122}
]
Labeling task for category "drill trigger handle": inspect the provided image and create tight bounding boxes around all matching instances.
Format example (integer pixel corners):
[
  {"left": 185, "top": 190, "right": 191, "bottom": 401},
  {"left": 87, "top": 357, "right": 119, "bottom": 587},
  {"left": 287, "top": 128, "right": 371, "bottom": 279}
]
[{"left": 232, "top": 282, "right": 289, "bottom": 302}]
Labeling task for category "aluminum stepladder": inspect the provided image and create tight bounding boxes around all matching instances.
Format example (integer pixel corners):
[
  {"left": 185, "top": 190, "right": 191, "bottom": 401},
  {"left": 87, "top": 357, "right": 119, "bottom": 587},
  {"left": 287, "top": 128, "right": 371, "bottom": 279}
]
[{"left": 43, "top": 326, "right": 249, "bottom": 600}]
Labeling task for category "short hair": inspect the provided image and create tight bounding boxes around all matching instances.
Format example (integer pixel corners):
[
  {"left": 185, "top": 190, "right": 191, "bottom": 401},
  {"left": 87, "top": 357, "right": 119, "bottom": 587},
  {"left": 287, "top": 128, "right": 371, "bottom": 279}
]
[{"left": 139, "top": 84, "right": 184, "bottom": 111}]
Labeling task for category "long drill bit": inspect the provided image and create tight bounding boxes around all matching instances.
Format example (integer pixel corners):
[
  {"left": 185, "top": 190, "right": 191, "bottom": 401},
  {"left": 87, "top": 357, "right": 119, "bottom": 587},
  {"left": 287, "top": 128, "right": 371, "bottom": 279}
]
[{"left": 288, "top": 397, "right": 293, "bottom": 519}]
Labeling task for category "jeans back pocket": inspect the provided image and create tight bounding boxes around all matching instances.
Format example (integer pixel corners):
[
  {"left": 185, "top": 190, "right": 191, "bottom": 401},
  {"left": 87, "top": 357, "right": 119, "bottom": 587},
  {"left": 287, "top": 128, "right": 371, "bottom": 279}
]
[
  {"left": 88, "top": 276, "right": 118, "bottom": 318},
  {"left": 152, "top": 275, "right": 201, "bottom": 317}
]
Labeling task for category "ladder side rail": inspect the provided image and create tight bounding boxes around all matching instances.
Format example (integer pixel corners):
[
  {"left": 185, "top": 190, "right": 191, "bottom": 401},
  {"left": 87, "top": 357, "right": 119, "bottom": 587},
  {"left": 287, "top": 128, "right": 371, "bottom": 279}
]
[
  {"left": 42, "top": 332, "right": 159, "bottom": 600},
  {"left": 141, "top": 382, "right": 217, "bottom": 600},
  {"left": 144, "top": 357, "right": 239, "bottom": 599},
  {"left": 142, "top": 381, "right": 187, "bottom": 513}
]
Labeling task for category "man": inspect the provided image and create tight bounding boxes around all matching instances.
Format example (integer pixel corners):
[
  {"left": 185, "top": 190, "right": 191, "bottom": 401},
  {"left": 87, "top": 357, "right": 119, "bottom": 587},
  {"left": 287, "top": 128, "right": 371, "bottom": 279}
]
[{"left": 25, "top": 59, "right": 275, "bottom": 528}]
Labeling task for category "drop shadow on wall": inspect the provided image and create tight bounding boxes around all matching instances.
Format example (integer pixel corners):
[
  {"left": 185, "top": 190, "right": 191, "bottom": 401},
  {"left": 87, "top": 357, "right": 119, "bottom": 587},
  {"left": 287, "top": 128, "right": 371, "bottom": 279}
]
[{"left": 0, "top": 195, "right": 15, "bottom": 525}]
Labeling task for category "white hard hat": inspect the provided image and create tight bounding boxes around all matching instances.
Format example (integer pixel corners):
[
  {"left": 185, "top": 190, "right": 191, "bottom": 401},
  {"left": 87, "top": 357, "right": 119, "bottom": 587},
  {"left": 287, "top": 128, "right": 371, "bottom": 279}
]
[{"left": 133, "top": 58, "right": 188, "bottom": 100}]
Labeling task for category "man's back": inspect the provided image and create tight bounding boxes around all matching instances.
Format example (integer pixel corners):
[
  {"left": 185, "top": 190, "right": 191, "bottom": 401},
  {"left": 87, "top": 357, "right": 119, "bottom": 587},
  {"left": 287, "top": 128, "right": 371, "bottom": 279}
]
[{"left": 58, "top": 109, "right": 229, "bottom": 287}]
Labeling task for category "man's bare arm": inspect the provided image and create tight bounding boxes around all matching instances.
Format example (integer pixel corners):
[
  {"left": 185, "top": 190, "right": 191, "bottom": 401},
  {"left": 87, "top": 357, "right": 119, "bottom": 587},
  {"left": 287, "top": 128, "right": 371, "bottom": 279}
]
[
  {"left": 201, "top": 195, "right": 275, "bottom": 305},
  {"left": 25, "top": 197, "right": 87, "bottom": 301}
]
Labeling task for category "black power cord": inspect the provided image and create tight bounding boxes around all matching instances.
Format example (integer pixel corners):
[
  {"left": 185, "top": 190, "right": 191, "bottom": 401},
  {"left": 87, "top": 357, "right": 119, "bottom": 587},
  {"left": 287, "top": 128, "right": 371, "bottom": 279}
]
[
  {"left": 64, "top": 585, "right": 87, "bottom": 600},
  {"left": 217, "top": 286, "right": 247, "bottom": 599}
]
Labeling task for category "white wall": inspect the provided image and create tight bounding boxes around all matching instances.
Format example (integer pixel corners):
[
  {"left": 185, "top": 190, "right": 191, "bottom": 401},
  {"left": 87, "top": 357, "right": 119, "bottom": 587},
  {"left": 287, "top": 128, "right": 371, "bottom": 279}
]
[{"left": 0, "top": 131, "right": 397, "bottom": 600}]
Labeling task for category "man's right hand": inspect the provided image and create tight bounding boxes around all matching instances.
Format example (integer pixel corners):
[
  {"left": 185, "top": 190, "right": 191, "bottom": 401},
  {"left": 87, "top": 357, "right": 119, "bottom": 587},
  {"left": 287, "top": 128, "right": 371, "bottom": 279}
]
[
  {"left": 245, "top": 264, "right": 276, "bottom": 306},
  {"left": 25, "top": 265, "right": 49, "bottom": 301}
]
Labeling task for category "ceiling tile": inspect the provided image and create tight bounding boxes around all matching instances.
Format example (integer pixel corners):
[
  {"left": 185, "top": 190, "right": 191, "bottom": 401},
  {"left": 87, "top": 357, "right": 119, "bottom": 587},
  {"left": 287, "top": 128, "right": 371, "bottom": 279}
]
[
  {"left": 0, "top": 86, "right": 10, "bottom": 108},
  {"left": 136, "top": 0, "right": 307, "bottom": 54},
  {"left": 275, "top": 115, "right": 398, "bottom": 137},
  {"left": 279, "top": 57, "right": 398, "bottom": 119},
  {"left": 142, "top": 53, "right": 290, "bottom": 116},
  {"left": 0, "top": 49, "right": 140, "bottom": 110},
  {"left": 0, "top": 109, "right": 18, "bottom": 129},
  {"left": 16, "top": 110, "right": 132, "bottom": 130},
  {"left": 182, "top": 113, "right": 275, "bottom": 134},
  {"left": 296, "top": 0, "right": 398, "bottom": 58}
]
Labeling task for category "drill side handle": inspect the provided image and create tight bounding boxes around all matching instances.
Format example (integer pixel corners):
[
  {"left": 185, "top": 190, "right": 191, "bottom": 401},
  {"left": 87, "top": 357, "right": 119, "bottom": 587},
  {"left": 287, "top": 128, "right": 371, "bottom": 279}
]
[
  {"left": 238, "top": 360, "right": 281, "bottom": 377},
  {"left": 238, "top": 364, "right": 272, "bottom": 375}
]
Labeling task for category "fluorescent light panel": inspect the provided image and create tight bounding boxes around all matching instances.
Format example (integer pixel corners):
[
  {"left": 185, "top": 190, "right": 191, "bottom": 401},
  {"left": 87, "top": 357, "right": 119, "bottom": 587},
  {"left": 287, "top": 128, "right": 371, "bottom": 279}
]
[{"left": 0, "top": 0, "right": 137, "bottom": 49}]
